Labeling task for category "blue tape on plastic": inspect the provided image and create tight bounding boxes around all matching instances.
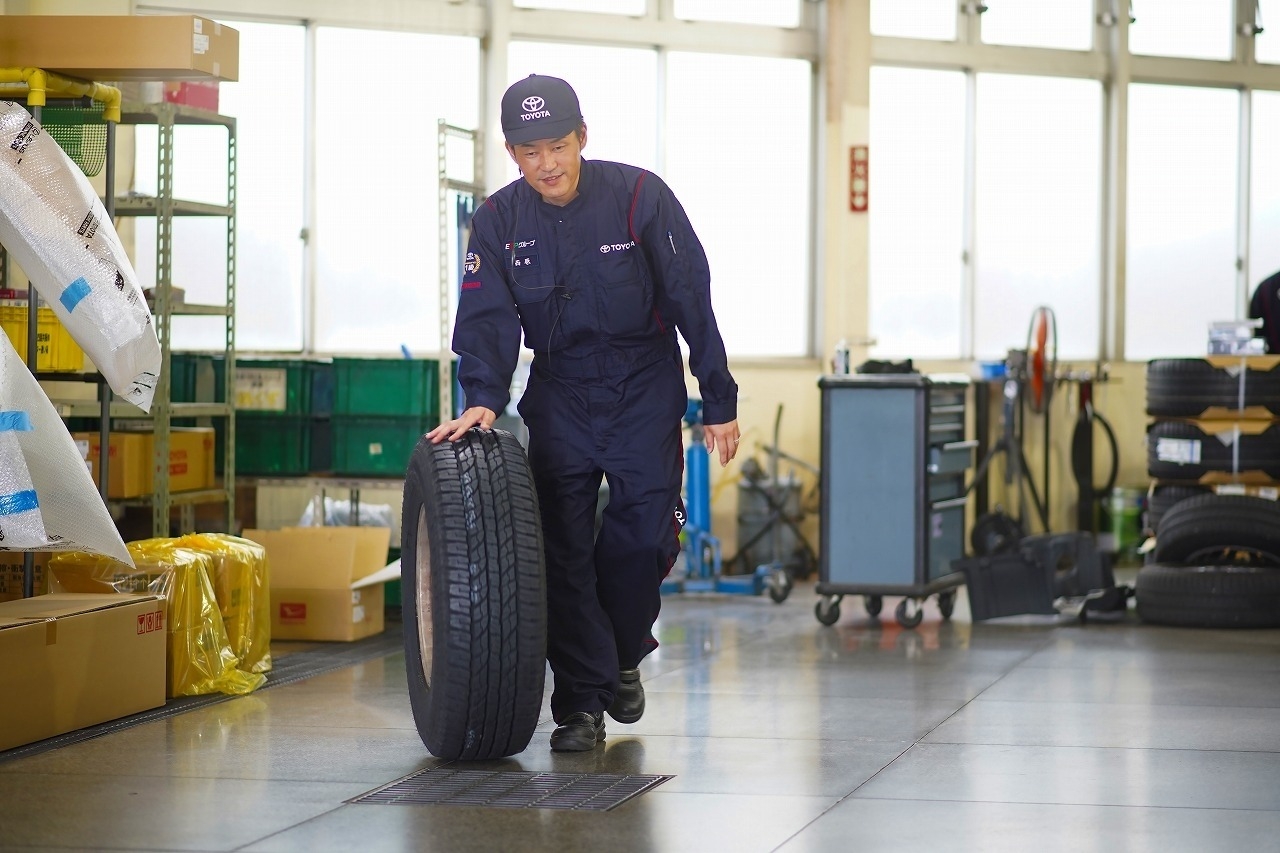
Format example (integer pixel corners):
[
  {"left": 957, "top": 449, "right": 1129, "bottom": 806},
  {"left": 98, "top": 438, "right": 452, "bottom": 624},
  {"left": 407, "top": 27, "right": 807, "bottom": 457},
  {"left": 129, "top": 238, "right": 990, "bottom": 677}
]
[
  {"left": 0, "top": 490, "right": 39, "bottom": 516},
  {"left": 60, "top": 277, "right": 92, "bottom": 312},
  {"left": 0, "top": 411, "right": 33, "bottom": 432}
]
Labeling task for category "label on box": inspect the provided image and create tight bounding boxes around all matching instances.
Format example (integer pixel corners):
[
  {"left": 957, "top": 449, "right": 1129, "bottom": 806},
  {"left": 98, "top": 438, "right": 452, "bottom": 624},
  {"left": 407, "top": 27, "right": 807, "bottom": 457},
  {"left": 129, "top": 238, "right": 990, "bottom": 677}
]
[
  {"left": 351, "top": 590, "right": 362, "bottom": 604},
  {"left": 193, "top": 33, "right": 209, "bottom": 54},
  {"left": 369, "top": 443, "right": 383, "bottom": 456},
  {"left": 136, "top": 611, "right": 165, "bottom": 635},
  {"left": 279, "top": 602, "right": 307, "bottom": 623},
  {"left": 236, "top": 367, "right": 288, "bottom": 411},
  {"left": 194, "top": 18, "right": 203, "bottom": 34},
  {"left": 1156, "top": 437, "right": 1201, "bottom": 465},
  {"left": 352, "top": 605, "right": 366, "bottom": 624}
]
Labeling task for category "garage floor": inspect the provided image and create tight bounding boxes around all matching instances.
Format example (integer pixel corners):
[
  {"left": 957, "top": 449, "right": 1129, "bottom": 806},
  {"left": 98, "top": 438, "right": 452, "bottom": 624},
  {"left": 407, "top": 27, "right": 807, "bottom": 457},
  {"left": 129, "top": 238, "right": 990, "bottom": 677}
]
[{"left": 1, "top": 582, "right": 1278, "bottom": 852}]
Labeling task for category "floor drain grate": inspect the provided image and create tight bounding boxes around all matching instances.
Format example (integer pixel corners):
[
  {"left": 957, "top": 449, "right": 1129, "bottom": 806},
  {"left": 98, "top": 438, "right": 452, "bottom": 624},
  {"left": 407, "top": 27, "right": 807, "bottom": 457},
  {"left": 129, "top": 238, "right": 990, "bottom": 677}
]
[{"left": 349, "top": 768, "right": 673, "bottom": 811}]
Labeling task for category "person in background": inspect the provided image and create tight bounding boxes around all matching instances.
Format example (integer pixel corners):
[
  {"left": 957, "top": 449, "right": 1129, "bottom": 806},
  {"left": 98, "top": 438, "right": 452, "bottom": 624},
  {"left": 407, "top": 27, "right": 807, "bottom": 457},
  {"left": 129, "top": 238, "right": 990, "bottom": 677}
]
[
  {"left": 427, "top": 74, "right": 740, "bottom": 752},
  {"left": 1249, "top": 269, "right": 1280, "bottom": 353}
]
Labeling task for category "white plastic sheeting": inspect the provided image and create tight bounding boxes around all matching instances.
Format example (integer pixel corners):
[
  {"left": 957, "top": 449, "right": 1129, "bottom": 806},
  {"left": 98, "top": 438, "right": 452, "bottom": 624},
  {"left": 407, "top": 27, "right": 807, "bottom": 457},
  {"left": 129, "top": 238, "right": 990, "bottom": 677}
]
[
  {"left": 0, "top": 333, "right": 132, "bottom": 564},
  {"left": 0, "top": 102, "right": 160, "bottom": 412}
]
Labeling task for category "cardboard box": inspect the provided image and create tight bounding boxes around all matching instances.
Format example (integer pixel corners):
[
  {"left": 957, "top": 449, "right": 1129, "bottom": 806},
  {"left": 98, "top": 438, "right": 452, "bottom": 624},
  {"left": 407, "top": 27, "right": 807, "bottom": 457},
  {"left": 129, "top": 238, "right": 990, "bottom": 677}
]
[
  {"left": 0, "top": 552, "right": 50, "bottom": 602},
  {"left": 75, "top": 428, "right": 215, "bottom": 498},
  {"left": 0, "top": 15, "right": 238, "bottom": 82},
  {"left": 243, "top": 527, "right": 393, "bottom": 641},
  {"left": 0, "top": 593, "right": 166, "bottom": 753}
]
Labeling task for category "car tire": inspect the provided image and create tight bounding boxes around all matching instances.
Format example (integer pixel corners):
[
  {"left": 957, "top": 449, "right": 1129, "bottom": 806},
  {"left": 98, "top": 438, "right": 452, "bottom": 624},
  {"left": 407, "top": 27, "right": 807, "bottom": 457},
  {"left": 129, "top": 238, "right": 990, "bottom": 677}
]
[
  {"left": 401, "top": 428, "right": 547, "bottom": 760},
  {"left": 1154, "top": 493, "right": 1280, "bottom": 567},
  {"left": 1146, "top": 358, "right": 1280, "bottom": 418},
  {"left": 1136, "top": 563, "right": 1280, "bottom": 628}
]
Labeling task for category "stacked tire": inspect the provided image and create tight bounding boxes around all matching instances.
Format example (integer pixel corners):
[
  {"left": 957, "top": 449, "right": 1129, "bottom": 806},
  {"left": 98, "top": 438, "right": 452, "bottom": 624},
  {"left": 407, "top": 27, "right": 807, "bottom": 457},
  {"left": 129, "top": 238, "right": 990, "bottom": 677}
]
[{"left": 1140, "top": 358, "right": 1280, "bottom": 628}]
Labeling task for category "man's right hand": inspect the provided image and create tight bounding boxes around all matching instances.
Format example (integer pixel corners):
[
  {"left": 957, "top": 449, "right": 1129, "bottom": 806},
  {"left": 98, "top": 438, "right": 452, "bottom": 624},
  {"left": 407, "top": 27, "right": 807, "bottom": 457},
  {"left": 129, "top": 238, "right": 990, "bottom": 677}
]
[{"left": 426, "top": 406, "right": 498, "bottom": 443}]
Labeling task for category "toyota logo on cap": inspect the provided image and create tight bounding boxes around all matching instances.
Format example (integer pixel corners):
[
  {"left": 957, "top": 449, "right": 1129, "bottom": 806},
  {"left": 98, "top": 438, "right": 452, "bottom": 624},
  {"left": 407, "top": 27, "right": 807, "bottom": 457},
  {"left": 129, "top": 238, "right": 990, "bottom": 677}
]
[{"left": 522, "top": 96, "right": 545, "bottom": 113}]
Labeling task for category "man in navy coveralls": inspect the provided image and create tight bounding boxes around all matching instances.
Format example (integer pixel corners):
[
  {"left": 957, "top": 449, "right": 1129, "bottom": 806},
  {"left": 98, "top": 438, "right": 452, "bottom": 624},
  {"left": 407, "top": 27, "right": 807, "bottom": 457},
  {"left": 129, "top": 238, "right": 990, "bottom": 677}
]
[{"left": 428, "top": 74, "right": 740, "bottom": 751}]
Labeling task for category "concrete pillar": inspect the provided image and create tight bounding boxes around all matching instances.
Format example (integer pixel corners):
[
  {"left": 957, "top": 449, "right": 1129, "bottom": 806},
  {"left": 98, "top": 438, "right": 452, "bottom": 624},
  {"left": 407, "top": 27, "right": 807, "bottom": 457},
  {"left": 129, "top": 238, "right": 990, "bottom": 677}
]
[{"left": 821, "top": 0, "right": 872, "bottom": 367}]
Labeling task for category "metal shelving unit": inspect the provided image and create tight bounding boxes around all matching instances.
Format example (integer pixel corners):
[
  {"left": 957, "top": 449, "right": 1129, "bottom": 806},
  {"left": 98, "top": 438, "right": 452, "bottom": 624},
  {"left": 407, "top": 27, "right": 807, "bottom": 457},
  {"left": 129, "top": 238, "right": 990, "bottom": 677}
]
[{"left": 112, "top": 101, "right": 237, "bottom": 537}]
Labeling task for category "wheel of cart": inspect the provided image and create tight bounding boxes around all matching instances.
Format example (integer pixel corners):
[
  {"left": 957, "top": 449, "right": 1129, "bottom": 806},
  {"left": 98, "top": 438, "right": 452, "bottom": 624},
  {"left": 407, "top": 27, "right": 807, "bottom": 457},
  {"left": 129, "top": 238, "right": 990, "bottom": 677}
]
[
  {"left": 815, "top": 594, "right": 842, "bottom": 625},
  {"left": 765, "top": 563, "right": 793, "bottom": 603}
]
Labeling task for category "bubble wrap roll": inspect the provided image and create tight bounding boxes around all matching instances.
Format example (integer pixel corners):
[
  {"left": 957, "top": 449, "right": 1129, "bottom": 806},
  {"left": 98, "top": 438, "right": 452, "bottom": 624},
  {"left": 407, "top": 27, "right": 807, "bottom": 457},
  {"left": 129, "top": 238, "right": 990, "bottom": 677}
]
[
  {"left": 0, "top": 103, "right": 160, "bottom": 412},
  {"left": 0, "top": 333, "right": 132, "bottom": 564}
]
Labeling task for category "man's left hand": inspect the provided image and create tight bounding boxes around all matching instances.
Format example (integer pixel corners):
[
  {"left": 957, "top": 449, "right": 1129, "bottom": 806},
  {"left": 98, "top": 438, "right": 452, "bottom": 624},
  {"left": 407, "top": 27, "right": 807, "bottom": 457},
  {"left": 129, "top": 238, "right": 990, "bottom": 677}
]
[{"left": 703, "top": 419, "right": 741, "bottom": 468}]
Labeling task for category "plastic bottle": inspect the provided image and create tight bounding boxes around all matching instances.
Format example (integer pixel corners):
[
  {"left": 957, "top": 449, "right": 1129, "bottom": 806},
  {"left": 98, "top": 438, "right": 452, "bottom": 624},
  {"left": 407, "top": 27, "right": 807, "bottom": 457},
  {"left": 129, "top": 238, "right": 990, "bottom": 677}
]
[{"left": 833, "top": 338, "right": 850, "bottom": 375}]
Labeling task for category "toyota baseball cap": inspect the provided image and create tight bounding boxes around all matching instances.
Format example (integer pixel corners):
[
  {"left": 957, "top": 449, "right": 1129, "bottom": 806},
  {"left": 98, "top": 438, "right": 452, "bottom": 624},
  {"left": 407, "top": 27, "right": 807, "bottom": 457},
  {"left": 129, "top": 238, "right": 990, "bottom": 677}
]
[{"left": 501, "top": 74, "right": 583, "bottom": 145}]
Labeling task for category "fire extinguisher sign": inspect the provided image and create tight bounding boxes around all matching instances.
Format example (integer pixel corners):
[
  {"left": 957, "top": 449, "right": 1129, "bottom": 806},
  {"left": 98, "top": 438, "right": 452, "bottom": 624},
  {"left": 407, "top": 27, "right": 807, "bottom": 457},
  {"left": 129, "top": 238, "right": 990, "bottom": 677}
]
[{"left": 849, "top": 145, "right": 868, "bottom": 213}]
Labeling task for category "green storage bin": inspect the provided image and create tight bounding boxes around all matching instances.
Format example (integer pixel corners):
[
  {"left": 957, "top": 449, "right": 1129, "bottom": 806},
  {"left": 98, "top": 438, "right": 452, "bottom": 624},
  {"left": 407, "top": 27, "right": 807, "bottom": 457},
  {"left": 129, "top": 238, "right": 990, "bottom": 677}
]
[
  {"left": 170, "top": 352, "right": 226, "bottom": 403},
  {"left": 236, "top": 414, "right": 310, "bottom": 475},
  {"left": 331, "top": 415, "right": 431, "bottom": 476},
  {"left": 236, "top": 358, "right": 308, "bottom": 414},
  {"left": 334, "top": 358, "right": 439, "bottom": 418}
]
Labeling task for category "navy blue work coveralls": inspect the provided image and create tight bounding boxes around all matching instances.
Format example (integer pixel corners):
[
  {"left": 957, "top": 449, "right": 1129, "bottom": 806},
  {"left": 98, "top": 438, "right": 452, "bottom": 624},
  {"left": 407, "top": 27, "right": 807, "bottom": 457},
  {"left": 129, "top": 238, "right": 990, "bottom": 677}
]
[{"left": 453, "top": 158, "right": 737, "bottom": 721}]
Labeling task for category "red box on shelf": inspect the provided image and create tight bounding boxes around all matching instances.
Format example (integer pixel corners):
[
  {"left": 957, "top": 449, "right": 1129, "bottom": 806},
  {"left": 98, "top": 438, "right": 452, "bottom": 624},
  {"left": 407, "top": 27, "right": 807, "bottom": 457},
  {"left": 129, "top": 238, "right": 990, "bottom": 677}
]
[{"left": 164, "top": 81, "right": 220, "bottom": 113}]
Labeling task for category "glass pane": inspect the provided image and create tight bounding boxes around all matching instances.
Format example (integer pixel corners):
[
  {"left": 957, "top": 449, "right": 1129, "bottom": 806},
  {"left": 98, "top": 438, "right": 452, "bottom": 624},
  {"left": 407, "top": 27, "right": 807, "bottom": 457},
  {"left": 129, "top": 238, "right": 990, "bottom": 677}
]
[
  {"left": 1250, "top": 91, "right": 1280, "bottom": 308},
  {"left": 974, "top": 74, "right": 1102, "bottom": 361},
  {"left": 673, "top": 0, "right": 801, "bottom": 28},
  {"left": 314, "top": 27, "right": 480, "bottom": 355},
  {"left": 868, "top": 67, "right": 965, "bottom": 359},
  {"left": 507, "top": 42, "right": 658, "bottom": 173},
  {"left": 870, "top": 0, "right": 956, "bottom": 40},
  {"left": 1129, "top": 0, "right": 1234, "bottom": 60},
  {"left": 514, "top": 0, "right": 644, "bottom": 13},
  {"left": 981, "top": 0, "right": 1093, "bottom": 50},
  {"left": 665, "top": 52, "right": 812, "bottom": 357},
  {"left": 1257, "top": 0, "right": 1280, "bottom": 63},
  {"left": 133, "top": 21, "right": 305, "bottom": 352},
  {"left": 1126, "top": 84, "right": 1239, "bottom": 360}
]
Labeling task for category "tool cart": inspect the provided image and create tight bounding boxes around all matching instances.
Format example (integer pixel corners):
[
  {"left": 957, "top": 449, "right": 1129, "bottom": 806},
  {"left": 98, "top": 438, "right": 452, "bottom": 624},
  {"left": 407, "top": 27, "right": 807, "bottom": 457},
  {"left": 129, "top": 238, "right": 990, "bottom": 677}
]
[{"left": 814, "top": 373, "right": 974, "bottom": 627}]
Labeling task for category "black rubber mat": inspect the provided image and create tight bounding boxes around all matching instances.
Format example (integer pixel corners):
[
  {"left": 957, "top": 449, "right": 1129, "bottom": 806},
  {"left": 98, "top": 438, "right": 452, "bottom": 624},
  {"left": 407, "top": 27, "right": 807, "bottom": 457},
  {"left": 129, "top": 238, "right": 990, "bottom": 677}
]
[
  {"left": 349, "top": 767, "right": 673, "bottom": 811},
  {"left": 0, "top": 626, "right": 405, "bottom": 764}
]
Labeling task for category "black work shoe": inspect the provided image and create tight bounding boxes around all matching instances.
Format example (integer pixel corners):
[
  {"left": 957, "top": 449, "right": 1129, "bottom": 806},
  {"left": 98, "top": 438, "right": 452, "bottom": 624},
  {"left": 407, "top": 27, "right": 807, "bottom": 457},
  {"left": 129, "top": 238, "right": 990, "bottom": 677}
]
[
  {"left": 550, "top": 712, "right": 606, "bottom": 752},
  {"left": 607, "top": 668, "right": 645, "bottom": 724}
]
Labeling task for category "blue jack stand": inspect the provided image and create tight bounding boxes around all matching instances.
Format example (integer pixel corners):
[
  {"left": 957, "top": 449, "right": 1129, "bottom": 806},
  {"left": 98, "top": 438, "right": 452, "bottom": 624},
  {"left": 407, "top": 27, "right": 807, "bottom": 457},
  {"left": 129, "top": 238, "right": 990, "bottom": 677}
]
[{"left": 661, "top": 401, "right": 791, "bottom": 600}]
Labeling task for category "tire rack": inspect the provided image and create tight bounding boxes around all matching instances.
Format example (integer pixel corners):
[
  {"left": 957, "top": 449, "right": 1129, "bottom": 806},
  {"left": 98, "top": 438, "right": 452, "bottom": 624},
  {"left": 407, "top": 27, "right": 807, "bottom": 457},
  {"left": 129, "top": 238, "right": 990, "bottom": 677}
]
[{"left": 0, "top": 68, "right": 120, "bottom": 598}]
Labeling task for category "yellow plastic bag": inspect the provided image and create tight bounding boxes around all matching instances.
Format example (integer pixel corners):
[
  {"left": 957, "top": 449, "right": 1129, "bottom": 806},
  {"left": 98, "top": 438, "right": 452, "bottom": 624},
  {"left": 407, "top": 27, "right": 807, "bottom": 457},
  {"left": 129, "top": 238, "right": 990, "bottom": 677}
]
[
  {"left": 47, "top": 540, "right": 265, "bottom": 697},
  {"left": 175, "top": 533, "right": 272, "bottom": 674}
]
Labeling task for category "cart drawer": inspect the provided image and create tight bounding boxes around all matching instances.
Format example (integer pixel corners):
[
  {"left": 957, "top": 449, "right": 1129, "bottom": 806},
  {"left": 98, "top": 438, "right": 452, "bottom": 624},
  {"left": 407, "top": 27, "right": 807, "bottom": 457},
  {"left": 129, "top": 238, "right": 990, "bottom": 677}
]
[{"left": 929, "top": 440, "right": 977, "bottom": 475}]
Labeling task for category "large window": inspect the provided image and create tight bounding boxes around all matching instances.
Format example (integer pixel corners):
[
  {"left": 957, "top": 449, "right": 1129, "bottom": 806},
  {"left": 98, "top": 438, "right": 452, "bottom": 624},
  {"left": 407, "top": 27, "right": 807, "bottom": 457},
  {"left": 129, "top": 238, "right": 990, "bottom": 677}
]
[
  {"left": 1126, "top": 84, "right": 1239, "bottom": 360},
  {"left": 674, "top": 0, "right": 802, "bottom": 28},
  {"left": 1260, "top": 0, "right": 1280, "bottom": 63},
  {"left": 514, "top": 0, "right": 644, "bottom": 14},
  {"left": 980, "top": 0, "right": 1093, "bottom": 51},
  {"left": 507, "top": 42, "right": 658, "bottom": 172},
  {"left": 1251, "top": 91, "right": 1280, "bottom": 297},
  {"left": 1129, "top": 0, "right": 1234, "bottom": 60},
  {"left": 868, "top": 67, "right": 965, "bottom": 359},
  {"left": 134, "top": 20, "right": 305, "bottom": 352},
  {"left": 665, "top": 52, "right": 813, "bottom": 357},
  {"left": 313, "top": 27, "right": 479, "bottom": 355},
  {"left": 870, "top": 0, "right": 956, "bottom": 41},
  {"left": 973, "top": 74, "right": 1102, "bottom": 360}
]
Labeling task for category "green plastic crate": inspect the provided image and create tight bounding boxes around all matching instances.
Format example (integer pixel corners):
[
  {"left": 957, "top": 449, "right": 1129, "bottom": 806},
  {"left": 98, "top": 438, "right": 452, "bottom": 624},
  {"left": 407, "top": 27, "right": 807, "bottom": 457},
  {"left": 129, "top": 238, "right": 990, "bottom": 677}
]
[
  {"left": 334, "top": 358, "right": 439, "bottom": 418},
  {"left": 236, "top": 414, "right": 311, "bottom": 475},
  {"left": 235, "top": 359, "right": 309, "bottom": 414},
  {"left": 331, "top": 415, "right": 431, "bottom": 476}
]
